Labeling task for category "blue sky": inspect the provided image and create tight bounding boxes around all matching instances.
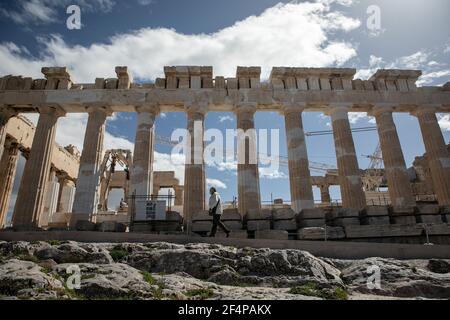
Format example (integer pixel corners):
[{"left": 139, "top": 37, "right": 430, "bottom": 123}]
[{"left": 1, "top": 0, "right": 449, "bottom": 214}]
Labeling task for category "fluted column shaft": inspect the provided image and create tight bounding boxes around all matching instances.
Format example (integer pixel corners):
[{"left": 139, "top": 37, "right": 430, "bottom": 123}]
[
  {"left": 130, "top": 106, "right": 158, "bottom": 220},
  {"left": 373, "top": 108, "right": 415, "bottom": 207},
  {"left": 183, "top": 109, "right": 206, "bottom": 231},
  {"left": 13, "top": 107, "right": 64, "bottom": 229},
  {"left": 236, "top": 105, "right": 261, "bottom": 216},
  {"left": 0, "top": 142, "right": 19, "bottom": 228},
  {"left": 284, "top": 107, "right": 314, "bottom": 212},
  {"left": 0, "top": 109, "right": 16, "bottom": 161},
  {"left": 329, "top": 106, "right": 366, "bottom": 209},
  {"left": 71, "top": 108, "right": 109, "bottom": 225},
  {"left": 415, "top": 109, "right": 450, "bottom": 205}
]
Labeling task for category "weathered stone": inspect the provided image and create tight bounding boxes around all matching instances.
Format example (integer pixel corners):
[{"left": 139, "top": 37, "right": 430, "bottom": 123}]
[
  {"left": 246, "top": 220, "right": 271, "bottom": 231},
  {"left": 273, "top": 219, "right": 297, "bottom": 231},
  {"left": 417, "top": 215, "right": 443, "bottom": 224},
  {"left": 391, "top": 215, "right": 417, "bottom": 225},
  {"left": 298, "top": 219, "right": 326, "bottom": 228},
  {"left": 361, "top": 216, "right": 391, "bottom": 225},
  {"left": 332, "top": 217, "right": 360, "bottom": 227},
  {"left": 273, "top": 208, "right": 296, "bottom": 220},
  {"left": 246, "top": 209, "right": 272, "bottom": 220},
  {"left": 222, "top": 209, "right": 241, "bottom": 221},
  {"left": 298, "top": 208, "right": 326, "bottom": 220},
  {"left": 254, "top": 230, "right": 289, "bottom": 240},
  {"left": 75, "top": 220, "right": 96, "bottom": 232},
  {"left": 427, "top": 260, "right": 450, "bottom": 274},
  {"left": 418, "top": 205, "right": 440, "bottom": 214},
  {"left": 344, "top": 224, "right": 423, "bottom": 238},
  {"left": 216, "top": 230, "right": 248, "bottom": 239},
  {"left": 362, "top": 206, "right": 389, "bottom": 217},
  {"left": 297, "top": 227, "right": 345, "bottom": 240}
]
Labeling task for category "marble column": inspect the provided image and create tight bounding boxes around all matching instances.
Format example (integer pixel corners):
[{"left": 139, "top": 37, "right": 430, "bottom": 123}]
[
  {"left": 414, "top": 108, "right": 450, "bottom": 205},
  {"left": 320, "top": 184, "right": 331, "bottom": 204},
  {"left": 130, "top": 106, "right": 159, "bottom": 220},
  {"left": 328, "top": 105, "right": 366, "bottom": 209},
  {"left": 236, "top": 104, "right": 261, "bottom": 216},
  {"left": 372, "top": 106, "right": 416, "bottom": 208},
  {"left": 12, "top": 106, "right": 65, "bottom": 230},
  {"left": 183, "top": 107, "right": 206, "bottom": 232},
  {"left": 284, "top": 105, "right": 314, "bottom": 212},
  {"left": 40, "top": 168, "right": 59, "bottom": 227},
  {"left": 0, "top": 141, "right": 20, "bottom": 228},
  {"left": 0, "top": 108, "right": 17, "bottom": 161},
  {"left": 71, "top": 107, "right": 110, "bottom": 226}
]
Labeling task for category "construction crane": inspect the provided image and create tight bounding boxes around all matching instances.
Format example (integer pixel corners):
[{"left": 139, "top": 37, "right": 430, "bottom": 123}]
[
  {"left": 361, "top": 143, "right": 386, "bottom": 191},
  {"left": 98, "top": 149, "right": 132, "bottom": 211}
]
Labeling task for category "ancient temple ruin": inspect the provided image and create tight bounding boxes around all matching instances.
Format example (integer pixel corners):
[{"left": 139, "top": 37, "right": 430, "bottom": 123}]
[{"left": 0, "top": 65, "right": 449, "bottom": 243}]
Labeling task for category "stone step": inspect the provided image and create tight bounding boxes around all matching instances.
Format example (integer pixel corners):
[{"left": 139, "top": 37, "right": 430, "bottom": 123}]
[
  {"left": 246, "top": 220, "right": 271, "bottom": 231},
  {"left": 254, "top": 230, "right": 289, "bottom": 240},
  {"left": 273, "top": 219, "right": 297, "bottom": 231},
  {"left": 298, "top": 218, "right": 326, "bottom": 228},
  {"left": 297, "top": 227, "right": 345, "bottom": 240},
  {"left": 345, "top": 224, "right": 423, "bottom": 238},
  {"left": 297, "top": 208, "right": 326, "bottom": 220}
]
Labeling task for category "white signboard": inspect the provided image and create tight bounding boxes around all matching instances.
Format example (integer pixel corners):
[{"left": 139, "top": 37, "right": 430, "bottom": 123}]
[{"left": 135, "top": 200, "right": 166, "bottom": 221}]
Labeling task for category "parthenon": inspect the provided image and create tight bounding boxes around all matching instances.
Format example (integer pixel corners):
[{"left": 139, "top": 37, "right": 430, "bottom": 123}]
[{"left": 1, "top": 65, "right": 450, "bottom": 242}]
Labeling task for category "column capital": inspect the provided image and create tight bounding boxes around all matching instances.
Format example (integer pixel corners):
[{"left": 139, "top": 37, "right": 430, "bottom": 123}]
[
  {"left": 234, "top": 103, "right": 257, "bottom": 116},
  {"left": 368, "top": 104, "right": 396, "bottom": 117},
  {"left": 185, "top": 103, "right": 208, "bottom": 116},
  {"left": 85, "top": 106, "right": 113, "bottom": 117},
  {"left": 281, "top": 103, "right": 307, "bottom": 115},
  {"left": 325, "top": 103, "right": 350, "bottom": 116},
  {"left": 410, "top": 105, "right": 440, "bottom": 117},
  {"left": 3, "top": 140, "right": 19, "bottom": 153},
  {"left": 38, "top": 104, "right": 66, "bottom": 118},
  {"left": 135, "top": 104, "right": 160, "bottom": 115}
]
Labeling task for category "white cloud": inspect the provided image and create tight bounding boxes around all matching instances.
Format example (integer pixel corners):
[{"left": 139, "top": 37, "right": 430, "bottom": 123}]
[
  {"left": 206, "top": 178, "right": 227, "bottom": 190},
  {"left": 0, "top": 1, "right": 360, "bottom": 82},
  {"left": 417, "top": 70, "right": 450, "bottom": 86},
  {"left": 0, "top": 0, "right": 115, "bottom": 25},
  {"left": 259, "top": 167, "right": 287, "bottom": 180},
  {"left": 438, "top": 114, "right": 450, "bottom": 132},
  {"left": 348, "top": 112, "right": 375, "bottom": 124},
  {"left": 218, "top": 115, "right": 234, "bottom": 123}
]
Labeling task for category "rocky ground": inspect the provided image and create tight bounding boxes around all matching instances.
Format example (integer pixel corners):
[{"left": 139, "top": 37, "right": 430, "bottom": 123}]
[{"left": 0, "top": 240, "right": 449, "bottom": 300}]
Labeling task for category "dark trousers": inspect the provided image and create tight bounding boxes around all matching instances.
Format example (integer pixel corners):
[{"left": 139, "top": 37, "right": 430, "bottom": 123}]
[{"left": 210, "top": 214, "right": 230, "bottom": 237}]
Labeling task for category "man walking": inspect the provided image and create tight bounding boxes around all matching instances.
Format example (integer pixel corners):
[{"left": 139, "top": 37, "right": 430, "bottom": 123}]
[{"left": 208, "top": 187, "right": 230, "bottom": 238}]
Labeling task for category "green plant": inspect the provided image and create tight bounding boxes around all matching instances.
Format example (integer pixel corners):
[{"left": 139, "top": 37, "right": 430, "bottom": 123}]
[
  {"left": 46, "top": 240, "right": 61, "bottom": 246},
  {"left": 40, "top": 267, "right": 52, "bottom": 274},
  {"left": 109, "top": 246, "right": 129, "bottom": 262},
  {"left": 289, "top": 282, "right": 348, "bottom": 300},
  {"left": 184, "top": 288, "right": 214, "bottom": 300},
  {"left": 142, "top": 271, "right": 157, "bottom": 286},
  {"left": 17, "top": 255, "right": 39, "bottom": 263}
]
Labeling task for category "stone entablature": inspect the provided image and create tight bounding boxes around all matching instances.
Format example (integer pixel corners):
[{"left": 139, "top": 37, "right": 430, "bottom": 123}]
[{"left": 0, "top": 66, "right": 449, "bottom": 114}]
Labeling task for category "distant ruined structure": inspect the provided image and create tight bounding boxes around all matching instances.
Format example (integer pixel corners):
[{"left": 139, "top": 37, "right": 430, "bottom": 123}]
[{"left": 0, "top": 65, "right": 449, "bottom": 243}]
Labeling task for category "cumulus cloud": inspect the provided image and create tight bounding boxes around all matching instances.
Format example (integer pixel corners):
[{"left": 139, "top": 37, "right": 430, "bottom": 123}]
[
  {"left": 0, "top": 1, "right": 360, "bottom": 82},
  {"left": 438, "top": 114, "right": 450, "bottom": 132},
  {"left": 206, "top": 178, "right": 227, "bottom": 190}
]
